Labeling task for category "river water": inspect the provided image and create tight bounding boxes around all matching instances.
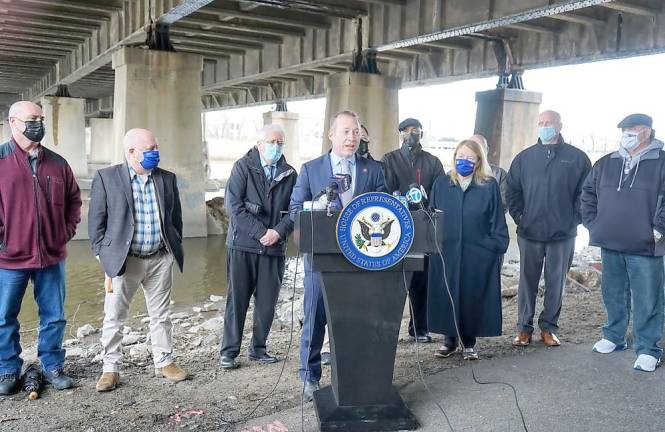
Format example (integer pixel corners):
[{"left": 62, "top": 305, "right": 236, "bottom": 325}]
[{"left": 17, "top": 237, "right": 230, "bottom": 342}]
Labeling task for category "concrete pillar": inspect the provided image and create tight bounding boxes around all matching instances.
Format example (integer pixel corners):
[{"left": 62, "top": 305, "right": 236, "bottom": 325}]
[
  {"left": 1, "top": 121, "right": 10, "bottom": 142},
  {"left": 41, "top": 96, "right": 88, "bottom": 178},
  {"left": 323, "top": 72, "right": 401, "bottom": 159},
  {"left": 89, "top": 118, "right": 114, "bottom": 165},
  {"left": 473, "top": 89, "right": 542, "bottom": 169},
  {"left": 112, "top": 47, "right": 207, "bottom": 238},
  {"left": 474, "top": 88, "right": 542, "bottom": 262},
  {"left": 263, "top": 110, "right": 300, "bottom": 169}
]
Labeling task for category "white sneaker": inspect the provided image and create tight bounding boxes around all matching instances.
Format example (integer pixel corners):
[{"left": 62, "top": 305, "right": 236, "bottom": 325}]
[
  {"left": 633, "top": 354, "right": 661, "bottom": 372},
  {"left": 592, "top": 338, "right": 626, "bottom": 354}
]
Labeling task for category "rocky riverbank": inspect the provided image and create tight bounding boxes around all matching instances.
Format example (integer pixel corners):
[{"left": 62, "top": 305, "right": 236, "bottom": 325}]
[{"left": 0, "top": 248, "right": 606, "bottom": 431}]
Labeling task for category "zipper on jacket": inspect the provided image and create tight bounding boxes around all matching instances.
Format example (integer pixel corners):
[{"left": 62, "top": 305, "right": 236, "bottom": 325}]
[
  {"left": 32, "top": 174, "right": 44, "bottom": 267},
  {"left": 46, "top": 175, "right": 51, "bottom": 203}
]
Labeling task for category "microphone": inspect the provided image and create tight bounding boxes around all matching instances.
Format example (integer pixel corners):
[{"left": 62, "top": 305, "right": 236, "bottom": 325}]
[
  {"left": 419, "top": 184, "right": 428, "bottom": 202},
  {"left": 405, "top": 183, "right": 424, "bottom": 205},
  {"left": 393, "top": 190, "right": 409, "bottom": 208},
  {"left": 314, "top": 181, "right": 340, "bottom": 201},
  {"left": 325, "top": 182, "right": 339, "bottom": 216},
  {"left": 331, "top": 173, "right": 352, "bottom": 193}
]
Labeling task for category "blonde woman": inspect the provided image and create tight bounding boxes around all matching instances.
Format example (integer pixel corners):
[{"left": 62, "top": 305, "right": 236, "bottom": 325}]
[{"left": 427, "top": 140, "right": 509, "bottom": 359}]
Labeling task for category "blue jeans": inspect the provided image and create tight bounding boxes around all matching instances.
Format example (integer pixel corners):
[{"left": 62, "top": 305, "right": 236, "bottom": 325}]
[
  {"left": 0, "top": 261, "right": 67, "bottom": 375},
  {"left": 601, "top": 249, "right": 664, "bottom": 358}
]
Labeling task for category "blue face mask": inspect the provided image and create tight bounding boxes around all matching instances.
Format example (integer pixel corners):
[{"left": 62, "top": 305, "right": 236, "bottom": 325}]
[
  {"left": 263, "top": 143, "right": 283, "bottom": 164},
  {"left": 538, "top": 126, "right": 558, "bottom": 143},
  {"left": 455, "top": 158, "right": 476, "bottom": 177},
  {"left": 139, "top": 150, "right": 160, "bottom": 170}
]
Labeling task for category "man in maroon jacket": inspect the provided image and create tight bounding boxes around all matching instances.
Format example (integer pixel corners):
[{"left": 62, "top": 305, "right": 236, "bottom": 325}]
[{"left": 0, "top": 101, "right": 82, "bottom": 395}]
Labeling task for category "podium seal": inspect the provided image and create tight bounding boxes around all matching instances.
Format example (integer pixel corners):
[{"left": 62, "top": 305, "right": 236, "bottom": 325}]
[{"left": 336, "top": 192, "right": 415, "bottom": 271}]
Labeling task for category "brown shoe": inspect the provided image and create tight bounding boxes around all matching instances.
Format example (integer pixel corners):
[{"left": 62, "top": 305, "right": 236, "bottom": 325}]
[
  {"left": 155, "top": 363, "right": 188, "bottom": 382},
  {"left": 96, "top": 372, "right": 119, "bottom": 392},
  {"left": 512, "top": 331, "right": 532, "bottom": 346},
  {"left": 541, "top": 331, "right": 561, "bottom": 347}
]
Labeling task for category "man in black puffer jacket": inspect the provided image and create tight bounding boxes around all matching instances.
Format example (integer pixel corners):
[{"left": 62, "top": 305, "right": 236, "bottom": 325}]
[
  {"left": 505, "top": 110, "right": 591, "bottom": 348},
  {"left": 219, "top": 124, "right": 297, "bottom": 369},
  {"left": 582, "top": 113, "right": 665, "bottom": 372}
]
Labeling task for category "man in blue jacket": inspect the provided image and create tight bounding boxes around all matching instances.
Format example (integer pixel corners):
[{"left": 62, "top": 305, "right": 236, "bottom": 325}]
[
  {"left": 581, "top": 113, "right": 665, "bottom": 372},
  {"left": 289, "top": 110, "right": 387, "bottom": 400}
]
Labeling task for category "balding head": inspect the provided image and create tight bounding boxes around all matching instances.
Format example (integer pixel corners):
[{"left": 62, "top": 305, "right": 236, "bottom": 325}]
[
  {"left": 124, "top": 128, "right": 159, "bottom": 173},
  {"left": 469, "top": 134, "right": 489, "bottom": 154},
  {"left": 8, "top": 101, "right": 44, "bottom": 150},
  {"left": 537, "top": 110, "right": 563, "bottom": 144}
]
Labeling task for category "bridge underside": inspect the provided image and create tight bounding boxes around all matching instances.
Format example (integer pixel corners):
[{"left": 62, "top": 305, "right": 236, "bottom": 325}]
[{"left": 0, "top": 0, "right": 663, "bottom": 114}]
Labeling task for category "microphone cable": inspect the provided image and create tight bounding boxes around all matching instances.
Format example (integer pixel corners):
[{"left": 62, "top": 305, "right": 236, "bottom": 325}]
[
  {"left": 415, "top": 204, "right": 529, "bottom": 432},
  {"left": 220, "top": 242, "right": 302, "bottom": 432},
  {"left": 301, "top": 207, "right": 317, "bottom": 432}
]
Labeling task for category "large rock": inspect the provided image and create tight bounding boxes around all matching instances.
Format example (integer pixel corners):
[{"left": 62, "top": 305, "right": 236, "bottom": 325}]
[
  {"left": 76, "top": 324, "right": 97, "bottom": 339},
  {"left": 122, "top": 334, "right": 143, "bottom": 346},
  {"left": 206, "top": 197, "right": 228, "bottom": 235},
  {"left": 274, "top": 298, "right": 304, "bottom": 328}
]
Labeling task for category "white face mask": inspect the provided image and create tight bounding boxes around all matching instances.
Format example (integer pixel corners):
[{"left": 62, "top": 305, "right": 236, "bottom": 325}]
[{"left": 620, "top": 131, "right": 640, "bottom": 151}]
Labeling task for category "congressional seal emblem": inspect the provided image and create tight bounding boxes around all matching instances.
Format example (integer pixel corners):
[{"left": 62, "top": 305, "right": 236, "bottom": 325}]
[{"left": 336, "top": 192, "right": 414, "bottom": 271}]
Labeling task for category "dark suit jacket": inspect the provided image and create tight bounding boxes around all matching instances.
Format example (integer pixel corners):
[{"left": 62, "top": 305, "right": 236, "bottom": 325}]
[
  {"left": 289, "top": 152, "right": 388, "bottom": 221},
  {"left": 88, "top": 163, "right": 184, "bottom": 277}
]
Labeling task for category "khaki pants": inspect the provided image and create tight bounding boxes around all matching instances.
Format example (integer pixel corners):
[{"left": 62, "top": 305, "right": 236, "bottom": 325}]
[{"left": 100, "top": 251, "right": 174, "bottom": 372}]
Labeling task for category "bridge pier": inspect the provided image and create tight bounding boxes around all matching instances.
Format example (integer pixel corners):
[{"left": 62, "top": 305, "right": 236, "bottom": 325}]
[
  {"left": 41, "top": 96, "right": 88, "bottom": 178},
  {"left": 323, "top": 72, "right": 402, "bottom": 159},
  {"left": 1, "top": 119, "right": 10, "bottom": 142},
  {"left": 473, "top": 88, "right": 542, "bottom": 168},
  {"left": 88, "top": 117, "right": 114, "bottom": 169},
  {"left": 112, "top": 47, "right": 207, "bottom": 238}
]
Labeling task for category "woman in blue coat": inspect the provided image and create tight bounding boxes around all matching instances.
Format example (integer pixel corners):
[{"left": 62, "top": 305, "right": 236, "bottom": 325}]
[{"left": 428, "top": 139, "right": 509, "bottom": 359}]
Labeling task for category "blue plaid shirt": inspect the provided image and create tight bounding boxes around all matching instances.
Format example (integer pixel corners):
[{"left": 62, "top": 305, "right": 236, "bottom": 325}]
[{"left": 129, "top": 167, "right": 163, "bottom": 255}]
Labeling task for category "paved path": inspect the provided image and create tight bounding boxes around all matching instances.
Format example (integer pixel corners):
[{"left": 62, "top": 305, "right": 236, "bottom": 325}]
[{"left": 237, "top": 343, "right": 665, "bottom": 432}]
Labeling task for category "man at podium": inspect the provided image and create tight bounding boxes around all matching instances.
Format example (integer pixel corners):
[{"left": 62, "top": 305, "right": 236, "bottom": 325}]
[{"left": 289, "top": 110, "right": 387, "bottom": 400}]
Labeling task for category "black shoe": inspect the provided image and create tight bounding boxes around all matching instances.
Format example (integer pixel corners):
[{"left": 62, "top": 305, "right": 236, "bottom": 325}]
[
  {"left": 410, "top": 333, "right": 433, "bottom": 343},
  {"left": 321, "top": 352, "right": 331, "bottom": 366},
  {"left": 220, "top": 355, "right": 240, "bottom": 370},
  {"left": 44, "top": 368, "right": 74, "bottom": 390},
  {"left": 0, "top": 374, "right": 19, "bottom": 395},
  {"left": 303, "top": 380, "right": 320, "bottom": 402},
  {"left": 248, "top": 352, "right": 279, "bottom": 364}
]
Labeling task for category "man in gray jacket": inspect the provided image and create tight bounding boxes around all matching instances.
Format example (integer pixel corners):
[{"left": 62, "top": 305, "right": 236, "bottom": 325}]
[
  {"left": 88, "top": 128, "right": 186, "bottom": 391},
  {"left": 581, "top": 113, "right": 665, "bottom": 372}
]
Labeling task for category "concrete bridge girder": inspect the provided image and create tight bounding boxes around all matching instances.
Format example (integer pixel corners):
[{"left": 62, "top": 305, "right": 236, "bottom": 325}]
[{"left": 0, "top": 1, "right": 663, "bottom": 114}]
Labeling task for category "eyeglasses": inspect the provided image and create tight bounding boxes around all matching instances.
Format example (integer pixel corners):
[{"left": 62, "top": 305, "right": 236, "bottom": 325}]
[{"left": 263, "top": 139, "right": 285, "bottom": 146}]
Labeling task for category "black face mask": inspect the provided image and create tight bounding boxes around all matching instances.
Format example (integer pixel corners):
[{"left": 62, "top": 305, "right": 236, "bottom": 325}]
[
  {"left": 357, "top": 138, "right": 369, "bottom": 156},
  {"left": 403, "top": 133, "right": 422, "bottom": 154},
  {"left": 22, "top": 121, "right": 45, "bottom": 143}
]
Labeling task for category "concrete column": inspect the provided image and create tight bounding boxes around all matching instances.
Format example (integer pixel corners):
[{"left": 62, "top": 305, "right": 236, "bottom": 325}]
[
  {"left": 473, "top": 89, "right": 542, "bottom": 169},
  {"left": 89, "top": 118, "right": 114, "bottom": 165},
  {"left": 1, "top": 121, "right": 10, "bottom": 142},
  {"left": 41, "top": 96, "right": 88, "bottom": 178},
  {"left": 263, "top": 110, "right": 300, "bottom": 169},
  {"left": 323, "top": 72, "right": 401, "bottom": 159},
  {"left": 474, "top": 88, "right": 542, "bottom": 262},
  {"left": 112, "top": 47, "right": 207, "bottom": 238}
]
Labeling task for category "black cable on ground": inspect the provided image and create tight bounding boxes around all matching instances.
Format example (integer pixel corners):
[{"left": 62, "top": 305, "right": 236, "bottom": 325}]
[
  {"left": 221, "top": 250, "right": 301, "bottom": 432},
  {"left": 419, "top": 206, "right": 529, "bottom": 432}
]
